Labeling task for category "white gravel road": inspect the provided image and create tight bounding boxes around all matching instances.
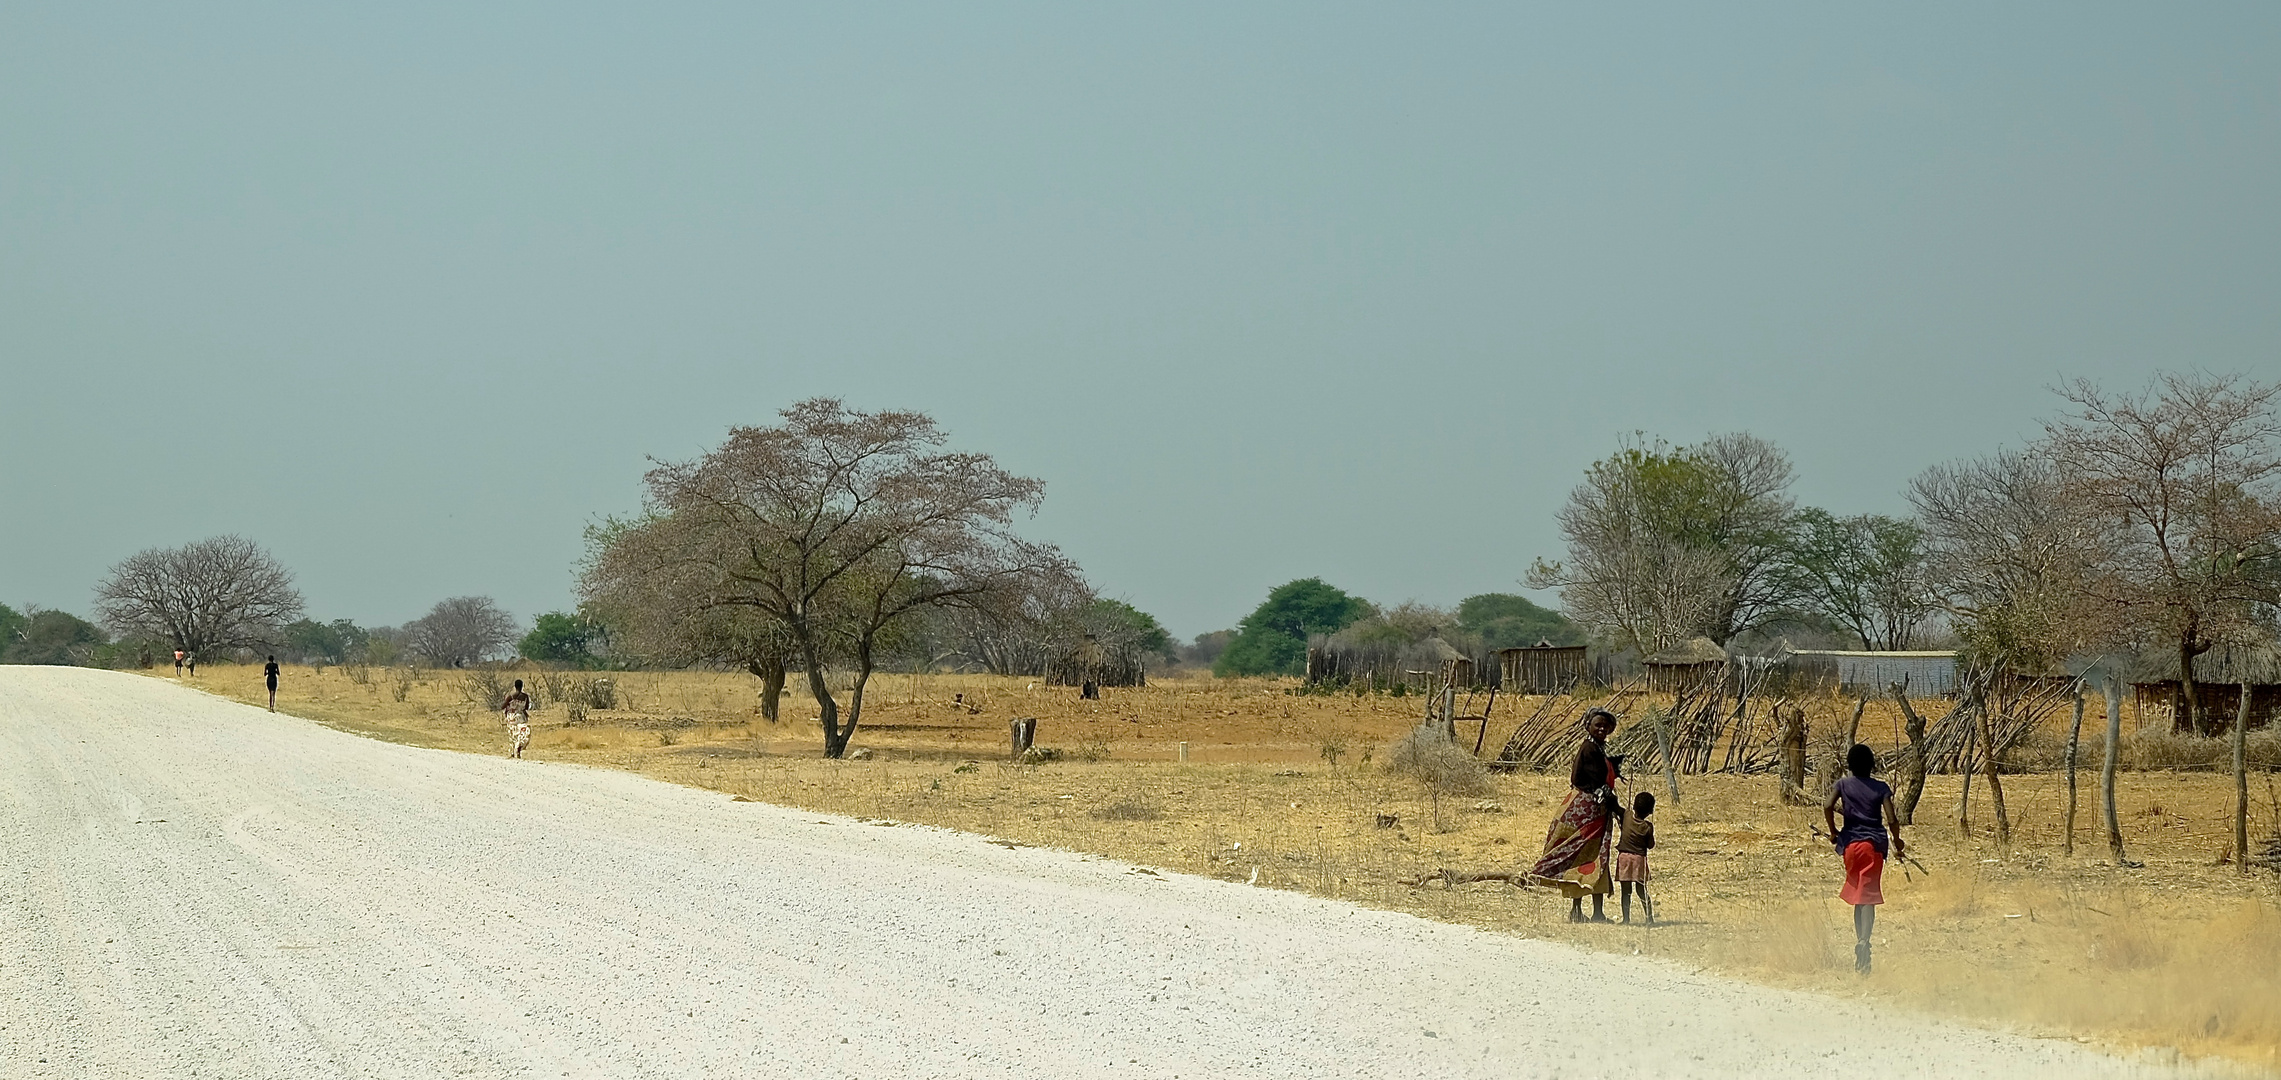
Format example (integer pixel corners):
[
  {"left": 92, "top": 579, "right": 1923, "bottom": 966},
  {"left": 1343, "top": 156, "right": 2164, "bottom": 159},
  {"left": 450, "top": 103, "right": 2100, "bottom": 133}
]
[{"left": 0, "top": 667, "right": 2211, "bottom": 1078}]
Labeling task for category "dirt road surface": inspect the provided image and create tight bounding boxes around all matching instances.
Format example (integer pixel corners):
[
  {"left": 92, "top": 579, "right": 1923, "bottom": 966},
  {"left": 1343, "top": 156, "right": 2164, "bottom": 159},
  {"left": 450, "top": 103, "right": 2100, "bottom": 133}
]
[{"left": 0, "top": 668, "right": 2207, "bottom": 1078}]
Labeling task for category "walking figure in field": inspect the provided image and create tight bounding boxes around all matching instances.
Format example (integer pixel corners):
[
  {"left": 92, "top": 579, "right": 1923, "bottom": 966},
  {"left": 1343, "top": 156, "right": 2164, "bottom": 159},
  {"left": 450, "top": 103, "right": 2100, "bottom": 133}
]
[
  {"left": 1530, "top": 708, "right": 1621, "bottom": 922},
  {"left": 263, "top": 655, "right": 281, "bottom": 712},
  {"left": 174, "top": 649, "right": 185, "bottom": 678},
  {"left": 1824, "top": 743, "right": 1905, "bottom": 974},
  {"left": 502, "top": 679, "right": 533, "bottom": 759},
  {"left": 1615, "top": 790, "right": 1656, "bottom": 924},
  {"left": 186, "top": 651, "right": 197, "bottom": 676}
]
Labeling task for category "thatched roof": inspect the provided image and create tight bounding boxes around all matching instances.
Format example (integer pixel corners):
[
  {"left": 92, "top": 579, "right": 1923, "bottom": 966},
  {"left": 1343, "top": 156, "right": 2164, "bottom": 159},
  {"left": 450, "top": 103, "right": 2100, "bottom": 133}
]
[
  {"left": 1425, "top": 636, "right": 1466, "bottom": 662},
  {"left": 2128, "top": 641, "right": 2281, "bottom": 686},
  {"left": 1645, "top": 637, "right": 1727, "bottom": 666}
]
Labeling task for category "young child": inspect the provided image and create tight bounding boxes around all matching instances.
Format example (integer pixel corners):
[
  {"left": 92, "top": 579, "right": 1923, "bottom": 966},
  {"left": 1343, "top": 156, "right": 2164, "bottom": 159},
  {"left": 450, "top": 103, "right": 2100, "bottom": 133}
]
[
  {"left": 1615, "top": 790, "right": 1655, "bottom": 924},
  {"left": 1823, "top": 743, "right": 1905, "bottom": 974}
]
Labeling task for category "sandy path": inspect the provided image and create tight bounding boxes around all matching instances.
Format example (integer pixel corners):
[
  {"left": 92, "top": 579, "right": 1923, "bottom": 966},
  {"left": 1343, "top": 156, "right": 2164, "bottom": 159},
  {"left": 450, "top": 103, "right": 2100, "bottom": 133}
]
[{"left": 0, "top": 667, "right": 2199, "bottom": 1079}]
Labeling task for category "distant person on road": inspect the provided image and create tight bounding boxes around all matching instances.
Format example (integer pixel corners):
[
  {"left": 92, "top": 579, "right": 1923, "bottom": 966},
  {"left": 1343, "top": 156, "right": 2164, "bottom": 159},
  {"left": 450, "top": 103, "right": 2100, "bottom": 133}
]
[
  {"left": 502, "top": 679, "right": 533, "bottom": 759},
  {"left": 264, "top": 655, "right": 281, "bottom": 712},
  {"left": 1530, "top": 708, "right": 1621, "bottom": 922},
  {"left": 186, "top": 651, "right": 196, "bottom": 677},
  {"left": 1824, "top": 743, "right": 1905, "bottom": 974},
  {"left": 1615, "top": 790, "right": 1655, "bottom": 924},
  {"left": 173, "top": 649, "right": 185, "bottom": 678}
]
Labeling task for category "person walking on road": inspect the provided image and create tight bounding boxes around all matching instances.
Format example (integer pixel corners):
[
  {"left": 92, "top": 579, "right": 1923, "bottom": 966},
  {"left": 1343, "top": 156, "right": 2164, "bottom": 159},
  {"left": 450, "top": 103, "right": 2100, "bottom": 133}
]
[
  {"left": 173, "top": 649, "right": 185, "bottom": 678},
  {"left": 1824, "top": 743, "right": 1905, "bottom": 974},
  {"left": 263, "top": 655, "right": 281, "bottom": 712},
  {"left": 502, "top": 679, "right": 533, "bottom": 759}
]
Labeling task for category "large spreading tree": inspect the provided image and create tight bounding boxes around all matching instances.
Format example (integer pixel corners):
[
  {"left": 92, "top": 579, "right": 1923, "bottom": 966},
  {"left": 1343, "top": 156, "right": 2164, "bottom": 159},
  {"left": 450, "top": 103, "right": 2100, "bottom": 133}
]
[
  {"left": 95, "top": 535, "right": 304, "bottom": 657},
  {"left": 1213, "top": 577, "right": 1368, "bottom": 676},
  {"left": 586, "top": 399, "right": 1070, "bottom": 757}
]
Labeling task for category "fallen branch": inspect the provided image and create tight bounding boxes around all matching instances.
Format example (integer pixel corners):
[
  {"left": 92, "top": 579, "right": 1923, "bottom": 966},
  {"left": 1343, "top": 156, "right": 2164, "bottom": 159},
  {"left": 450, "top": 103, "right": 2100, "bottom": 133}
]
[{"left": 1400, "top": 868, "right": 1536, "bottom": 889}]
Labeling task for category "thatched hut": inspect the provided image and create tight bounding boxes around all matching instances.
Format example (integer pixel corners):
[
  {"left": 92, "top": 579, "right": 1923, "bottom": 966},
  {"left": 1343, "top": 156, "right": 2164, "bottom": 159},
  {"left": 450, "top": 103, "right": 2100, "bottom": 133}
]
[
  {"left": 1045, "top": 633, "right": 1147, "bottom": 690},
  {"left": 1642, "top": 637, "right": 1727, "bottom": 693},
  {"left": 1498, "top": 642, "right": 1590, "bottom": 694},
  {"left": 2128, "top": 643, "right": 2281, "bottom": 735}
]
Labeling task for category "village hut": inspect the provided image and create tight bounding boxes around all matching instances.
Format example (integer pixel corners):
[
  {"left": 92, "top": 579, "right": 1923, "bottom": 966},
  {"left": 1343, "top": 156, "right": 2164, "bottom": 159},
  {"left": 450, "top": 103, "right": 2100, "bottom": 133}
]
[
  {"left": 2128, "top": 642, "right": 2281, "bottom": 735},
  {"left": 1498, "top": 642, "right": 1590, "bottom": 694},
  {"left": 1045, "top": 633, "right": 1147, "bottom": 691},
  {"left": 1642, "top": 637, "right": 1727, "bottom": 694}
]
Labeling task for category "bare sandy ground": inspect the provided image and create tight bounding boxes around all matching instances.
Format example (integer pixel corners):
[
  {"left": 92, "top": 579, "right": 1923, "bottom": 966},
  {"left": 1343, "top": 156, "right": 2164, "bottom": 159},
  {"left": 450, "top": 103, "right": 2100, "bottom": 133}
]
[{"left": 0, "top": 667, "right": 2216, "bottom": 1078}]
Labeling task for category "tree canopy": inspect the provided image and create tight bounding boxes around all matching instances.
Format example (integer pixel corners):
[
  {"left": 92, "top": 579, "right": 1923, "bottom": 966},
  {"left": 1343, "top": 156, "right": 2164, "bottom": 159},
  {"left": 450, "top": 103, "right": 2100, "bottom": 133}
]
[
  {"left": 4, "top": 608, "right": 109, "bottom": 666},
  {"left": 1214, "top": 577, "right": 1368, "bottom": 676},
  {"left": 1529, "top": 434, "right": 1794, "bottom": 653},
  {"left": 1454, "top": 593, "right": 1584, "bottom": 650},
  {"left": 94, "top": 535, "right": 304, "bottom": 655},
  {"left": 519, "top": 611, "right": 603, "bottom": 666}
]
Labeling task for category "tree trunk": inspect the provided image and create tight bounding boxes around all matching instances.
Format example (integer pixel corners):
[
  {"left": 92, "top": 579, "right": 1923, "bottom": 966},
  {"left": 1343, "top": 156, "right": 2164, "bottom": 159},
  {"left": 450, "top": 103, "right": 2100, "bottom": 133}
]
[
  {"left": 1779, "top": 707, "right": 1807, "bottom": 806},
  {"left": 2063, "top": 693, "right": 2085, "bottom": 856},
  {"left": 1978, "top": 694, "right": 2011, "bottom": 846},
  {"left": 1654, "top": 705, "right": 1681, "bottom": 803},
  {"left": 1894, "top": 690, "right": 1928, "bottom": 826},
  {"left": 2179, "top": 621, "right": 2203, "bottom": 734},
  {"left": 1845, "top": 696, "right": 1866, "bottom": 751},
  {"left": 2103, "top": 680, "right": 2126, "bottom": 865},
  {"left": 798, "top": 636, "right": 845, "bottom": 758},
  {"left": 747, "top": 657, "right": 786, "bottom": 723},
  {"left": 2237, "top": 680, "right": 2253, "bottom": 875},
  {"left": 1956, "top": 710, "right": 1976, "bottom": 838}
]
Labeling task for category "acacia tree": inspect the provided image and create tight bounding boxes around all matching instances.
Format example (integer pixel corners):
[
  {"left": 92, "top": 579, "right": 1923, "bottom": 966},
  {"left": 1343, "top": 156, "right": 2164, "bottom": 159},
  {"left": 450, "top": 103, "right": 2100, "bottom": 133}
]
[
  {"left": 95, "top": 535, "right": 305, "bottom": 656},
  {"left": 2044, "top": 372, "right": 2281, "bottom": 732},
  {"left": 1774, "top": 510, "right": 1935, "bottom": 650},
  {"left": 1529, "top": 434, "right": 1794, "bottom": 652},
  {"left": 406, "top": 596, "right": 518, "bottom": 668},
  {"left": 606, "top": 399, "right": 1070, "bottom": 757},
  {"left": 582, "top": 514, "right": 803, "bottom": 719}
]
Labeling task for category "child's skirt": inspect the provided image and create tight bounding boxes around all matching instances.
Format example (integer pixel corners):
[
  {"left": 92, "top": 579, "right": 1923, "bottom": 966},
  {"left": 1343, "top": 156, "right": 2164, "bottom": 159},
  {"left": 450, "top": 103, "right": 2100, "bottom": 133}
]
[
  {"left": 1614, "top": 852, "right": 1650, "bottom": 882},
  {"left": 1839, "top": 840, "right": 1884, "bottom": 905}
]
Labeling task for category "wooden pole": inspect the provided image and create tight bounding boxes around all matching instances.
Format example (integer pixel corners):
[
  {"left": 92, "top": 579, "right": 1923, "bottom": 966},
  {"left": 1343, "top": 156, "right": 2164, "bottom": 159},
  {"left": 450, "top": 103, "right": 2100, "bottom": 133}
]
[
  {"left": 1978, "top": 692, "right": 2011, "bottom": 846},
  {"left": 1780, "top": 706, "right": 1808, "bottom": 806},
  {"left": 2103, "top": 679, "right": 2127, "bottom": 865},
  {"left": 2236, "top": 680, "right": 2253, "bottom": 875},
  {"left": 1653, "top": 705, "right": 1681, "bottom": 803},
  {"left": 2063, "top": 693, "right": 2085, "bottom": 856},
  {"left": 1893, "top": 689, "right": 1928, "bottom": 825}
]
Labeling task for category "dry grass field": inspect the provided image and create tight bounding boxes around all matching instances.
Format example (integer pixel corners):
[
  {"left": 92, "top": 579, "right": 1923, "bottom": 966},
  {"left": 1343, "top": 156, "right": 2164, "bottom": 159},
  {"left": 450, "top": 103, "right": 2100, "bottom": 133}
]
[{"left": 167, "top": 662, "right": 2281, "bottom": 1070}]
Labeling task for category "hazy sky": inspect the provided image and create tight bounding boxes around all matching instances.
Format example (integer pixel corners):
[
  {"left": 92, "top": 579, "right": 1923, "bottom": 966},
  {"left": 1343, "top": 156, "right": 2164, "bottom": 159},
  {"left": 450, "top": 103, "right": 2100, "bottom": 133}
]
[{"left": 4, "top": 4, "right": 2278, "bottom": 639}]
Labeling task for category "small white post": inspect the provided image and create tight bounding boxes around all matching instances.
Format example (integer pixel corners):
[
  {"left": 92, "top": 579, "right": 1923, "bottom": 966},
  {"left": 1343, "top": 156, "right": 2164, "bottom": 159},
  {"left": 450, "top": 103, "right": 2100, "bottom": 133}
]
[{"left": 1178, "top": 741, "right": 1189, "bottom": 763}]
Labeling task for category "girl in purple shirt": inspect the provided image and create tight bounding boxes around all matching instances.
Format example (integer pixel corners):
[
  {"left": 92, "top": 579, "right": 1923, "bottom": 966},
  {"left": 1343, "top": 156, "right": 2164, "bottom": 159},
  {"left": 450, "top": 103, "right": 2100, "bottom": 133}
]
[{"left": 1823, "top": 743, "right": 1905, "bottom": 974}]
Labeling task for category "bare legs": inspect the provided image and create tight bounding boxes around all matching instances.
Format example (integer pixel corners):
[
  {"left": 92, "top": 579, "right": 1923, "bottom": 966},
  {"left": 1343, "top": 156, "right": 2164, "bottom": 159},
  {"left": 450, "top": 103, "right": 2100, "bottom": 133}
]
[
  {"left": 1853, "top": 904, "right": 1876, "bottom": 972},
  {"left": 1568, "top": 895, "right": 1610, "bottom": 922},
  {"left": 1621, "top": 881, "right": 1654, "bottom": 924}
]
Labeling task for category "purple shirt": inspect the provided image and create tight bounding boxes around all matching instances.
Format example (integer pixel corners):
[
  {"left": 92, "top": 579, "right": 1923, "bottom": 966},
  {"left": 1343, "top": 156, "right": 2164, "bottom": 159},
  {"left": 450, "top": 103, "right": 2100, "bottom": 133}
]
[{"left": 1833, "top": 775, "right": 1892, "bottom": 856}]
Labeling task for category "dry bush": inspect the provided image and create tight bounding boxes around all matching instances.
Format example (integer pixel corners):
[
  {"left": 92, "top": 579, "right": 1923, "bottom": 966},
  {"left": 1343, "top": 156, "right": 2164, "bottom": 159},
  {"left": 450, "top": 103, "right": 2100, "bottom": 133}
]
[
  {"left": 343, "top": 663, "right": 371, "bottom": 687},
  {"left": 1093, "top": 794, "right": 1162, "bottom": 821},
  {"left": 459, "top": 669, "right": 508, "bottom": 709},
  {"left": 390, "top": 668, "right": 415, "bottom": 703}
]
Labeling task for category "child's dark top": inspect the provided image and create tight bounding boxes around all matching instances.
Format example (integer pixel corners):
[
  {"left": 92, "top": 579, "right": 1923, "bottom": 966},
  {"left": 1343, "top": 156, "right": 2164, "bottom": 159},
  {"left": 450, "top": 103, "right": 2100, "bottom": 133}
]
[
  {"left": 1617, "top": 814, "right": 1655, "bottom": 856},
  {"left": 1833, "top": 774, "right": 1893, "bottom": 856}
]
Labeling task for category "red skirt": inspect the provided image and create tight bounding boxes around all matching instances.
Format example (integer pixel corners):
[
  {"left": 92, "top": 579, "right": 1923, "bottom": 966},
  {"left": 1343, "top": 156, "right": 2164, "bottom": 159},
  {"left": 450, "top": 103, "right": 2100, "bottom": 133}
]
[{"left": 1840, "top": 840, "right": 1885, "bottom": 906}]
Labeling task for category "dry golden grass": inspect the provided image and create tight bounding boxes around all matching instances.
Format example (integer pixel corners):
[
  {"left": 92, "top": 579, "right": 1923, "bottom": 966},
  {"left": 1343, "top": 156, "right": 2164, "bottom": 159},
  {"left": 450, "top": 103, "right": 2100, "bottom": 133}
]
[{"left": 167, "top": 663, "right": 2281, "bottom": 1069}]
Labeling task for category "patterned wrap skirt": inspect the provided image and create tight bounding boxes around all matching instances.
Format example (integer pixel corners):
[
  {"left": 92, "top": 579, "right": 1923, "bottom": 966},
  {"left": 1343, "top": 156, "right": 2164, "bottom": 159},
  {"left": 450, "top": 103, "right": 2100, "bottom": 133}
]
[{"left": 1530, "top": 788, "right": 1615, "bottom": 898}]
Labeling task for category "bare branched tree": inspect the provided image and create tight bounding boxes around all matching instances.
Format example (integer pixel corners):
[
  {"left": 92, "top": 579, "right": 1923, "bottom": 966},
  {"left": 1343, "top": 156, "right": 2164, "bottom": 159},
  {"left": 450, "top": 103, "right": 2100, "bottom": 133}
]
[
  {"left": 1529, "top": 433, "right": 1793, "bottom": 652},
  {"left": 602, "top": 399, "right": 1072, "bottom": 757},
  {"left": 1909, "top": 448, "right": 2117, "bottom": 671},
  {"left": 581, "top": 515, "right": 803, "bottom": 719},
  {"left": 406, "top": 596, "right": 518, "bottom": 668},
  {"left": 95, "top": 535, "right": 305, "bottom": 656},
  {"left": 2043, "top": 372, "right": 2281, "bottom": 731}
]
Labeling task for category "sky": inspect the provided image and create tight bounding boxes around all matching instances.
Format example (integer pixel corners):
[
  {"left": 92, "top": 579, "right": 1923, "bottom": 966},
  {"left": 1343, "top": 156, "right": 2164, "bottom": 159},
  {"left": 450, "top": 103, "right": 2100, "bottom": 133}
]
[{"left": 4, "top": 3, "right": 2279, "bottom": 640}]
